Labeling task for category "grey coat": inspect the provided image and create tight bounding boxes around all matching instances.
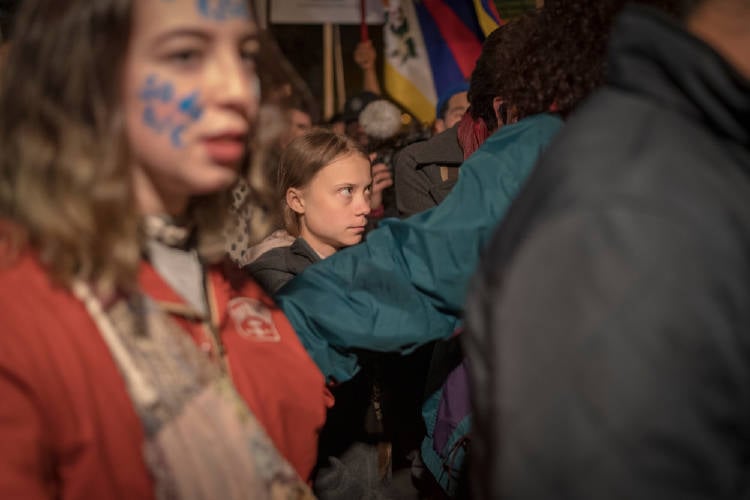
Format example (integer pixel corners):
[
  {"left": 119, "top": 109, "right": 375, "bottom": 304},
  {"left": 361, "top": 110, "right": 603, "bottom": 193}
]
[
  {"left": 393, "top": 125, "right": 464, "bottom": 217},
  {"left": 244, "top": 237, "right": 320, "bottom": 295}
]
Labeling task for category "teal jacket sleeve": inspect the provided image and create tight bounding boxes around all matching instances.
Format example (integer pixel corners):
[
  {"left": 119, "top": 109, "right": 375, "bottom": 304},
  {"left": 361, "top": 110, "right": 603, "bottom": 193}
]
[{"left": 277, "top": 114, "right": 564, "bottom": 383}]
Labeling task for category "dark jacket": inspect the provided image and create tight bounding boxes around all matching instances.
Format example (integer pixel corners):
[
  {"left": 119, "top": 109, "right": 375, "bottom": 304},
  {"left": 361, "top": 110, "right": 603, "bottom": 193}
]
[
  {"left": 245, "top": 237, "right": 320, "bottom": 295},
  {"left": 394, "top": 126, "right": 464, "bottom": 217},
  {"left": 465, "top": 7, "right": 750, "bottom": 500}
]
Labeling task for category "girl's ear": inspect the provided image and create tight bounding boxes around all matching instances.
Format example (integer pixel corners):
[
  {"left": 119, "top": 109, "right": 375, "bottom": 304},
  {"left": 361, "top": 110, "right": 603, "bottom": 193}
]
[{"left": 286, "top": 188, "right": 305, "bottom": 215}]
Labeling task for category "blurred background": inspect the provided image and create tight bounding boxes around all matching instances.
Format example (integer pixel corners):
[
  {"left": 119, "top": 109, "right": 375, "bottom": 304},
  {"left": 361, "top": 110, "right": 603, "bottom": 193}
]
[{"left": 266, "top": 0, "right": 539, "bottom": 123}]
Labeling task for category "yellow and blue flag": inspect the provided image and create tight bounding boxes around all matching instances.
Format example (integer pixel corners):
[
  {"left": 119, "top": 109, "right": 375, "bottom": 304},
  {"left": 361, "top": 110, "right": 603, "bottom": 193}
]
[{"left": 383, "top": 0, "right": 503, "bottom": 123}]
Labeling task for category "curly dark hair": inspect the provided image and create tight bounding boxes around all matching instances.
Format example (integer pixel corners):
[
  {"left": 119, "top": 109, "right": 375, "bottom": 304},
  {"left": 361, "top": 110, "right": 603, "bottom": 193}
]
[
  {"left": 467, "top": 12, "right": 537, "bottom": 130},
  {"left": 503, "top": 0, "right": 703, "bottom": 121},
  {"left": 503, "top": 0, "right": 627, "bottom": 121}
]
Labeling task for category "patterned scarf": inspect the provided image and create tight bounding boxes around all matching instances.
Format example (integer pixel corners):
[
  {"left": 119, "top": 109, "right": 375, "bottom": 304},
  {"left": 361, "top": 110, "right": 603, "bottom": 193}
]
[{"left": 72, "top": 281, "right": 315, "bottom": 500}]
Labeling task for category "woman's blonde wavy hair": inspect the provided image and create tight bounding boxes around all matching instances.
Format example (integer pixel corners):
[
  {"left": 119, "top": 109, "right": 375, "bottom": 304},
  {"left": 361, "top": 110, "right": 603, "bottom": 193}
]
[{"left": 0, "top": 0, "right": 278, "bottom": 291}]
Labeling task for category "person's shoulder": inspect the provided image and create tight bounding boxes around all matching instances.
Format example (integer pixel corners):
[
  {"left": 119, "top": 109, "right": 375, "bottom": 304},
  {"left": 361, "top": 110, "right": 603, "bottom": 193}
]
[
  {"left": 540, "top": 87, "right": 735, "bottom": 198},
  {"left": 0, "top": 249, "right": 88, "bottom": 363},
  {"left": 463, "top": 113, "right": 563, "bottom": 171},
  {"left": 0, "top": 221, "right": 61, "bottom": 301},
  {"left": 244, "top": 229, "right": 294, "bottom": 266},
  {"left": 244, "top": 245, "right": 301, "bottom": 295},
  {"left": 485, "top": 113, "right": 564, "bottom": 149},
  {"left": 246, "top": 245, "right": 295, "bottom": 273},
  {"left": 393, "top": 138, "right": 423, "bottom": 169},
  {"left": 520, "top": 90, "right": 749, "bottom": 250},
  {"left": 396, "top": 127, "right": 462, "bottom": 168},
  {"left": 291, "top": 236, "right": 320, "bottom": 256},
  {"left": 0, "top": 250, "right": 58, "bottom": 303}
]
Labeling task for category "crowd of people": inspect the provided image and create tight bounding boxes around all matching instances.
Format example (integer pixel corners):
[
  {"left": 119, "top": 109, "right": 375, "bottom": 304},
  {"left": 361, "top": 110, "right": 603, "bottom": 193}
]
[{"left": 0, "top": 0, "right": 748, "bottom": 499}]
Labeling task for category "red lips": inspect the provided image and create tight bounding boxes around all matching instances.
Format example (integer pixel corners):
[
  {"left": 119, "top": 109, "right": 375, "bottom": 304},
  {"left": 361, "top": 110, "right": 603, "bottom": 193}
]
[{"left": 203, "top": 133, "right": 246, "bottom": 165}]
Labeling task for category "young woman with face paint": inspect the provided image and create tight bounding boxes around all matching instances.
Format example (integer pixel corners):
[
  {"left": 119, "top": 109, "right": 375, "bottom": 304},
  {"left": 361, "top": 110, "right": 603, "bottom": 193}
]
[
  {"left": 247, "top": 129, "right": 372, "bottom": 295},
  {"left": 0, "top": 0, "right": 329, "bottom": 498}
]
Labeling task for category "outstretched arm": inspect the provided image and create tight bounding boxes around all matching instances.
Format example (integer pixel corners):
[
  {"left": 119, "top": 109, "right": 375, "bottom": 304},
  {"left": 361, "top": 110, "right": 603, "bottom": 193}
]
[{"left": 277, "top": 115, "right": 564, "bottom": 383}]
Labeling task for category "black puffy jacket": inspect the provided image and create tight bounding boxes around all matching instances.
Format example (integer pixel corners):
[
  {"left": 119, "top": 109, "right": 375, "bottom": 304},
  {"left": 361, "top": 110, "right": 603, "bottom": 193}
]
[{"left": 465, "top": 6, "right": 750, "bottom": 500}]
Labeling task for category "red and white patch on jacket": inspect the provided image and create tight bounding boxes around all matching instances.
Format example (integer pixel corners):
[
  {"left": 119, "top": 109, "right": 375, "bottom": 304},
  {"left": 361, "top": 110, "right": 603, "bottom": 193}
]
[{"left": 227, "top": 297, "right": 281, "bottom": 342}]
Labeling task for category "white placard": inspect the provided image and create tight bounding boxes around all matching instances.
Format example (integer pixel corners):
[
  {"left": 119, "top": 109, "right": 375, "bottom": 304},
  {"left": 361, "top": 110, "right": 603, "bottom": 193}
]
[{"left": 271, "top": 0, "right": 385, "bottom": 25}]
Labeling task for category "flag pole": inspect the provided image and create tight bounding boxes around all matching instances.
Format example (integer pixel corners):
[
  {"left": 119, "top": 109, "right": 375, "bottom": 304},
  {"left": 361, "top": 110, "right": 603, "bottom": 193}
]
[
  {"left": 360, "top": 0, "right": 369, "bottom": 42},
  {"left": 323, "top": 23, "right": 334, "bottom": 120},
  {"left": 334, "top": 25, "right": 346, "bottom": 112}
]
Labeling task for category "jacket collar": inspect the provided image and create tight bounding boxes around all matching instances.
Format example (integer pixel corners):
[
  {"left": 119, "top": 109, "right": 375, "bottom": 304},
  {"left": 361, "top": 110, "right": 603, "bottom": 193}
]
[
  {"left": 138, "top": 260, "right": 228, "bottom": 329},
  {"left": 291, "top": 238, "right": 322, "bottom": 265},
  {"left": 609, "top": 6, "right": 750, "bottom": 147},
  {"left": 410, "top": 126, "right": 464, "bottom": 166}
]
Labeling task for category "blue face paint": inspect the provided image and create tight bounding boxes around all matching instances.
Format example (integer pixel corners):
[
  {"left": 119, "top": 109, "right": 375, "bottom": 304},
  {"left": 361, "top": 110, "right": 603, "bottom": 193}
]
[
  {"left": 170, "top": 92, "right": 204, "bottom": 146},
  {"left": 178, "top": 91, "right": 204, "bottom": 121},
  {"left": 139, "top": 74, "right": 204, "bottom": 148},
  {"left": 170, "top": 124, "right": 188, "bottom": 148},
  {"left": 143, "top": 107, "right": 166, "bottom": 134},
  {"left": 197, "top": 0, "right": 249, "bottom": 21},
  {"left": 140, "top": 75, "right": 174, "bottom": 103}
]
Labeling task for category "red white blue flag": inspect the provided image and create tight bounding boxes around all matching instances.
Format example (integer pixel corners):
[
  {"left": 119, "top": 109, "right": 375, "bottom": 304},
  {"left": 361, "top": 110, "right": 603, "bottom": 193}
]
[{"left": 384, "top": 0, "right": 503, "bottom": 123}]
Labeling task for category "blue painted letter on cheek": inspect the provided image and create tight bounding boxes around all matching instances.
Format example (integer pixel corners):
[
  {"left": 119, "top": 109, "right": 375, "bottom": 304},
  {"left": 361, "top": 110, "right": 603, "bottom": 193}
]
[
  {"left": 171, "top": 91, "right": 204, "bottom": 147},
  {"left": 139, "top": 75, "right": 204, "bottom": 148},
  {"left": 197, "top": 0, "right": 249, "bottom": 21},
  {"left": 140, "top": 75, "right": 174, "bottom": 133}
]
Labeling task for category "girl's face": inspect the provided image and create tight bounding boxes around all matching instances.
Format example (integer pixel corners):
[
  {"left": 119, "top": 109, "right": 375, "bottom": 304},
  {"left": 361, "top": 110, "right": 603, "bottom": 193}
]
[
  {"left": 123, "top": 0, "right": 260, "bottom": 215},
  {"left": 289, "top": 152, "right": 372, "bottom": 258}
]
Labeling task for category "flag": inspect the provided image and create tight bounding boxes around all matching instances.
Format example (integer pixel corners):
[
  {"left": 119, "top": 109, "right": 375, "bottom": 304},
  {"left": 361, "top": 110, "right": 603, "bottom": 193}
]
[
  {"left": 383, "top": 0, "right": 504, "bottom": 124},
  {"left": 474, "top": 0, "right": 503, "bottom": 35}
]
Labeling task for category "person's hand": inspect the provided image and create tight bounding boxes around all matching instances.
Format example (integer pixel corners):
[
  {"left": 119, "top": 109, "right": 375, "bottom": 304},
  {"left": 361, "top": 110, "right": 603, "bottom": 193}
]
[
  {"left": 370, "top": 162, "right": 393, "bottom": 211},
  {"left": 354, "top": 40, "right": 377, "bottom": 71}
]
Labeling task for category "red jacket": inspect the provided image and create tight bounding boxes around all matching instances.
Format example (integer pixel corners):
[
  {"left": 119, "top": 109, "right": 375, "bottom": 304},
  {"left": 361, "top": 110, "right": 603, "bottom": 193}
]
[{"left": 0, "top": 252, "right": 331, "bottom": 499}]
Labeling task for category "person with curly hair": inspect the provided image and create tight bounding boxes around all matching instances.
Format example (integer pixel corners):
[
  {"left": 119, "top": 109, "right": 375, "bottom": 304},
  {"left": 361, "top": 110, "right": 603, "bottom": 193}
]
[
  {"left": 393, "top": 0, "right": 641, "bottom": 219},
  {"left": 459, "top": 13, "right": 535, "bottom": 148},
  {"left": 465, "top": 0, "right": 750, "bottom": 496},
  {"left": 393, "top": 15, "right": 534, "bottom": 218}
]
